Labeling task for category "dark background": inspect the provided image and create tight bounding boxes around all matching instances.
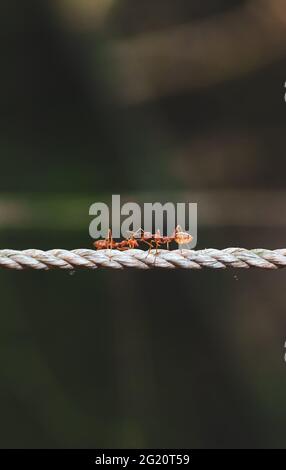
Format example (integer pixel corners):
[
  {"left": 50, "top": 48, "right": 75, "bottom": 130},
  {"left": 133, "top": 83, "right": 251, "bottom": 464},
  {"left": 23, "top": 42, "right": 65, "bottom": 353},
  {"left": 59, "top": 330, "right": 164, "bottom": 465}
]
[{"left": 0, "top": 0, "right": 286, "bottom": 448}]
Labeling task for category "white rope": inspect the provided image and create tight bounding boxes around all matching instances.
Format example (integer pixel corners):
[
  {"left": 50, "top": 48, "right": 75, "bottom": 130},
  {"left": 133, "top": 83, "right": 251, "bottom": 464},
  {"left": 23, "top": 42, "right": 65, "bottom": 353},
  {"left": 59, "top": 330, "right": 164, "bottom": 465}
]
[{"left": 0, "top": 248, "right": 286, "bottom": 270}]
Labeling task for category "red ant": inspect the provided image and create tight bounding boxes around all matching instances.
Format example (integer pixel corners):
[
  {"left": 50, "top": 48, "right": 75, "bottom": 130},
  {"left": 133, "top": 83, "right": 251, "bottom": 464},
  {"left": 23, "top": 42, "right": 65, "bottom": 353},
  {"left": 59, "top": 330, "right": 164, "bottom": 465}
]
[
  {"left": 93, "top": 229, "right": 139, "bottom": 251},
  {"left": 93, "top": 226, "right": 193, "bottom": 253},
  {"left": 128, "top": 226, "right": 192, "bottom": 252}
]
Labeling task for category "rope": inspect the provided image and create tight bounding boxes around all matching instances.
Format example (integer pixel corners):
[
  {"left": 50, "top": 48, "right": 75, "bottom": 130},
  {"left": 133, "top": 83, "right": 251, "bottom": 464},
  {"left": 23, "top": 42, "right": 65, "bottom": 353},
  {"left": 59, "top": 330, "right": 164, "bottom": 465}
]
[{"left": 0, "top": 248, "right": 286, "bottom": 270}]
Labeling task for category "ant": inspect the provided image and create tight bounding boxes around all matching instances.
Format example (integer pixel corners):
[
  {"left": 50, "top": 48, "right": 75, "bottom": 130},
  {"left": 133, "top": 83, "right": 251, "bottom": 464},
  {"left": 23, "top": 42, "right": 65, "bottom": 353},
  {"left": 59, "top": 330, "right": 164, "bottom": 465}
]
[
  {"left": 124, "top": 226, "right": 193, "bottom": 252},
  {"left": 93, "top": 226, "right": 193, "bottom": 253},
  {"left": 93, "top": 229, "right": 139, "bottom": 251}
]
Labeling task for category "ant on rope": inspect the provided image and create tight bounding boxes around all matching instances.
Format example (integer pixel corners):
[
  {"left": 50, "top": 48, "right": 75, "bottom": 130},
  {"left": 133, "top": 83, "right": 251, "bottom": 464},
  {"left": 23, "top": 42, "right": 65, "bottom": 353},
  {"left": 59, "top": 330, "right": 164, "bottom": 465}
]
[
  {"left": 93, "top": 229, "right": 139, "bottom": 251},
  {"left": 93, "top": 226, "right": 193, "bottom": 253},
  {"left": 126, "top": 226, "right": 193, "bottom": 252}
]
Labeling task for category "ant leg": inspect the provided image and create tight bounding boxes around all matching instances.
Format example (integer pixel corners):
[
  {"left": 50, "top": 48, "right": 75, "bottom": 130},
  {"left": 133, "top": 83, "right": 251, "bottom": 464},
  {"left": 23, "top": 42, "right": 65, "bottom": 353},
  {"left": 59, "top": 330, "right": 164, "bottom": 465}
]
[
  {"left": 134, "top": 227, "right": 144, "bottom": 236},
  {"left": 107, "top": 228, "right": 114, "bottom": 256},
  {"left": 148, "top": 241, "right": 154, "bottom": 254},
  {"left": 153, "top": 241, "right": 162, "bottom": 266},
  {"left": 106, "top": 228, "right": 111, "bottom": 249},
  {"left": 139, "top": 239, "right": 153, "bottom": 253}
]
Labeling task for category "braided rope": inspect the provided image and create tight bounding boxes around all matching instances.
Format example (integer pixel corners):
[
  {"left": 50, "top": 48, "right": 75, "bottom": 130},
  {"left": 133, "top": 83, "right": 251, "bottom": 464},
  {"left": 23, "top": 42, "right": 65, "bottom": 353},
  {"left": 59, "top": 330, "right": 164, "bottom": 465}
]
[{"left": 0, "top": 248, "right": 286, "bottom": 270}]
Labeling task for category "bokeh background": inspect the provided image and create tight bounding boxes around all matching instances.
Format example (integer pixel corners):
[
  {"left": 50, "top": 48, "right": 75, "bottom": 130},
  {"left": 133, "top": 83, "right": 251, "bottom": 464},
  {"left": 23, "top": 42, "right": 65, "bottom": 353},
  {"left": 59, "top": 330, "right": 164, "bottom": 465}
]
[{"left": 1, "top": 0, "right": 286, "bottom": 448}]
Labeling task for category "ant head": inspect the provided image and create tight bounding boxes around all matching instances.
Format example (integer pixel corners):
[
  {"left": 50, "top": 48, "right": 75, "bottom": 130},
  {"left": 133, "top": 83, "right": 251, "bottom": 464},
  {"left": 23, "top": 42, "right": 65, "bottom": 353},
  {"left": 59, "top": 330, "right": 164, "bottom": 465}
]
[
  {"left": 174, "top": 227, "right": 193, "bottom": 245},
  {"left": 155, "top": 229, "right": 161, "bottom": 238},
  {"left": 144, "top": 231, "right": 152, "bottom": 238},
  {"left": 94, "top": 240, "right": 106, "bottom": 249}
]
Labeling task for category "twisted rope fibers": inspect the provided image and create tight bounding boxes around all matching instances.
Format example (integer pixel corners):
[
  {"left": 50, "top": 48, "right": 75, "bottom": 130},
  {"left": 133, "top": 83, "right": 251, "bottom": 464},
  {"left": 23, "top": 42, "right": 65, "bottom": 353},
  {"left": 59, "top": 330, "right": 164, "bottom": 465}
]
[{"left": 0, "top": 248, "right": 285, "bottom": 270}]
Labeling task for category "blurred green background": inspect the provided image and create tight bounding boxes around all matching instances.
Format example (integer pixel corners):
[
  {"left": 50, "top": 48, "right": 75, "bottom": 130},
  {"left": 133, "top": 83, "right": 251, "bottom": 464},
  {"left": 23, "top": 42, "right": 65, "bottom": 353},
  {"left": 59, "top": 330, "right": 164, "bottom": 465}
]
[{"left": 1, "top": 0, "right": 286, "bottom": 448}]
